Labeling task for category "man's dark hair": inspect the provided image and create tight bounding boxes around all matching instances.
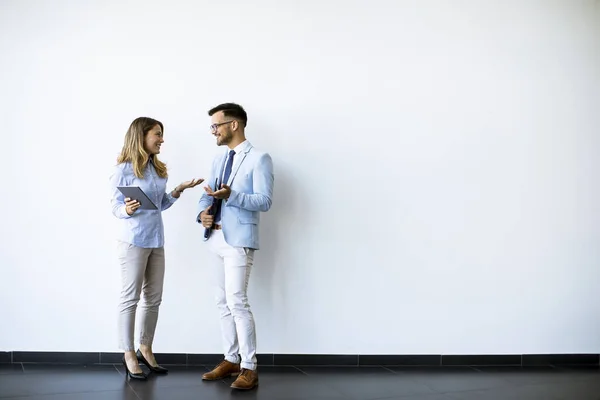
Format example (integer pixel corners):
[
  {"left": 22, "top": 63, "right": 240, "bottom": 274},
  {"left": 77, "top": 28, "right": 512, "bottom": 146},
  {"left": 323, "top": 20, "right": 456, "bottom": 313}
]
[{"left": 208, "top": 103, "right": 248, "bottom": 127}]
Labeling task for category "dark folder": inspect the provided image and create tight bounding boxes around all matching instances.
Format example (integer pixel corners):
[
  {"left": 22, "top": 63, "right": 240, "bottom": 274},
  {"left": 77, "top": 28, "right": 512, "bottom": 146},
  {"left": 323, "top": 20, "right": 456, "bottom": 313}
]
[{"left": 203, "top": 178, "right": 219, "bottom": 239}]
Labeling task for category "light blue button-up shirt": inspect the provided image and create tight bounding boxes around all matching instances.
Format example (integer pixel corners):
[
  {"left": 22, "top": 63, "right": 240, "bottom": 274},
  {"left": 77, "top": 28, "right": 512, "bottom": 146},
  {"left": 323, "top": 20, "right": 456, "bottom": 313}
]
[{"left": 109, "top": 160, "right": 177, "bottom": 248}]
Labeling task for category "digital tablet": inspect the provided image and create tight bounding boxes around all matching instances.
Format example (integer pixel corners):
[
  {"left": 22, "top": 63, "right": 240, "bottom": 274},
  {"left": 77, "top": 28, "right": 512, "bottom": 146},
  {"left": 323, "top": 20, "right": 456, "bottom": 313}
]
[{"left": 117, "top": 186, "right": 158, "bottom": 210}]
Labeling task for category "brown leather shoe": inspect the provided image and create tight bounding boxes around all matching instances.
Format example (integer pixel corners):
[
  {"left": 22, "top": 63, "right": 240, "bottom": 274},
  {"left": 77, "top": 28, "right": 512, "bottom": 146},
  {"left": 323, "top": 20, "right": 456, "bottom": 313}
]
[
  {"left": 202, "top": 360, "right": 241, "bottom": 381},
  {"left": 230, "top": 368, "right": 258, "bottom": 390}
]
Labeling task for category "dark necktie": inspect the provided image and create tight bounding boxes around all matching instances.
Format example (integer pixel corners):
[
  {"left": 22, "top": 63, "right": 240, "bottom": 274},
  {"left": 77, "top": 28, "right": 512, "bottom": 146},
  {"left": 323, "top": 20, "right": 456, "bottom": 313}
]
[{"left": 215, "top": 150, "right": 235, "bottom": 223}]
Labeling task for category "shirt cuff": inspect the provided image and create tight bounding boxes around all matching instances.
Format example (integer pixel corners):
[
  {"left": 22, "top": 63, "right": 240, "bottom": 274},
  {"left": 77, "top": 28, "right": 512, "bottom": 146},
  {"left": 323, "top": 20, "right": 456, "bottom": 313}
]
[
  {"left": 166, "top": 191, "right": 178, "bottom": 203},
  {"left": 120, "top": 205, "right": 132, "bottom": 219}
]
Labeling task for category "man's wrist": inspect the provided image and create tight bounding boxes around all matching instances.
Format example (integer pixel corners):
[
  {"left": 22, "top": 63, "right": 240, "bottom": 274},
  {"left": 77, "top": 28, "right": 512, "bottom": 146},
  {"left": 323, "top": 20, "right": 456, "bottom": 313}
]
[{"left": 225, "top": 189, "right": 235, "bottom": 202}]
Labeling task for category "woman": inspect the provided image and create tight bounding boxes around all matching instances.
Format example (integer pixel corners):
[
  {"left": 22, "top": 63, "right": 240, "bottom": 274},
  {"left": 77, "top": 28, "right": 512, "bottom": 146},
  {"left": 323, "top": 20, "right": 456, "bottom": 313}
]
[{"left": 109, "top": 117, "right": 203, "bottom": 380}]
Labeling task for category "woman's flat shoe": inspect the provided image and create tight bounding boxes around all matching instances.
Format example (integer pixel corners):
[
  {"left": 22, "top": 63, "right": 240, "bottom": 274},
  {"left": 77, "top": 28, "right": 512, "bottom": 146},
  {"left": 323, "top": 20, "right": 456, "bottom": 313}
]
[
  {"left": 136, "top": 349, "right": 168, "bottom": 374},
  {"left": 121, "top": 358, "right": 147, "bottom": 380}
]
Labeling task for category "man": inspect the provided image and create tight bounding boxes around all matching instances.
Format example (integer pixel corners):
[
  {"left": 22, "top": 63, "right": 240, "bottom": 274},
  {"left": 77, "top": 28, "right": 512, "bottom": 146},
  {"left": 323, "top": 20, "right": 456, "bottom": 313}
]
[{"left": 196, "top": 103, "right": 274, "bottom": 390}]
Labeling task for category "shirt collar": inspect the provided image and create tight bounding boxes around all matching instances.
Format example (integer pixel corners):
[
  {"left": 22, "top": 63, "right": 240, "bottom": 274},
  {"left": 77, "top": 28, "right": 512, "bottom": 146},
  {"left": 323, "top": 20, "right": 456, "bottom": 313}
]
[{"left": 229, "top": 139, "right": 248, "bottom": 155}]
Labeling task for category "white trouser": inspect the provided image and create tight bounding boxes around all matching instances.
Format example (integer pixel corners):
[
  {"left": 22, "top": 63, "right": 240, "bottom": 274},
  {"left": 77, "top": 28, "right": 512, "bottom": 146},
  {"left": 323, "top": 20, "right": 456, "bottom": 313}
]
[
  {"left": 207, "top": 230, "right": 257, "bottom": 370},
  {"left": 117, "top": 241, "right": 165, "bottom": 352}
]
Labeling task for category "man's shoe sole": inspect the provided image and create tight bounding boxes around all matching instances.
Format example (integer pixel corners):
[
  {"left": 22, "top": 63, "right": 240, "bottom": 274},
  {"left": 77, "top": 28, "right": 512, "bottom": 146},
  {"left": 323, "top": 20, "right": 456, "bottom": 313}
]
[
  {"left": 202, "top": 372, "right": 240, "bottom": 381},
  {"left": 230, "top": 382, "right": 258, "bottom": 390}
]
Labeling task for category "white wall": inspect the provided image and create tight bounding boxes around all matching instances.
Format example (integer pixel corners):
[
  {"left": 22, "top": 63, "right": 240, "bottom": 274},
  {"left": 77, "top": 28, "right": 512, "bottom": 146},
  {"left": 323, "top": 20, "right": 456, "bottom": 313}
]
[{"left": 1, "top": 0, "right": 599, "bottom": 355}]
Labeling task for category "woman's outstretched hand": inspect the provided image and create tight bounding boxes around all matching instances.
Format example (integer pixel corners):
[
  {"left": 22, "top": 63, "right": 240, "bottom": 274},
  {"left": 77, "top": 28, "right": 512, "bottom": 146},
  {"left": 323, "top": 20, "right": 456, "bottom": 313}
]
[
  {"left": 179, "top": 178, "right": 204, "bottom": 190},
  {"left": 173, "top": 178, "right": 204, "bottom": 197}
]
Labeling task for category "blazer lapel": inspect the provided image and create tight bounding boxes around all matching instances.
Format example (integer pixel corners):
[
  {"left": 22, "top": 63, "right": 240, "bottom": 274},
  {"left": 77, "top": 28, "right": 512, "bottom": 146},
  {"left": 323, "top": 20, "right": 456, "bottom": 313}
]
[{"left": 227, "top": 141, "right": 253, "bottom": 186}]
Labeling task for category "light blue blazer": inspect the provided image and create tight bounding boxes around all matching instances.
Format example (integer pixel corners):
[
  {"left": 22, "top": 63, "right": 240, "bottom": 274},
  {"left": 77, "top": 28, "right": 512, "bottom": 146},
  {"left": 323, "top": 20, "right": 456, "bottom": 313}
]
[{"left": 197, "top": 140, "right": 274, "bottom": 250}]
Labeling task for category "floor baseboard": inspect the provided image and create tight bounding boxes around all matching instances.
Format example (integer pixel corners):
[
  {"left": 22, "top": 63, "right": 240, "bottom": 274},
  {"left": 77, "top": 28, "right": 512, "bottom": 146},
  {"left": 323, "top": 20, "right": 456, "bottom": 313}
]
[{"left": 1, "top": 352, "right": 598, "bottom": 367}]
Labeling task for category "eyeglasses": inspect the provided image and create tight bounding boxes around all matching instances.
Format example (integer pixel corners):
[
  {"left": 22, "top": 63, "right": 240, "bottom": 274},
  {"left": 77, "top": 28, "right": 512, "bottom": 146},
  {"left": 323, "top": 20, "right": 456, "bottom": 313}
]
[{"left": 210, "top": 121, "right": 234, "bottom": 133}]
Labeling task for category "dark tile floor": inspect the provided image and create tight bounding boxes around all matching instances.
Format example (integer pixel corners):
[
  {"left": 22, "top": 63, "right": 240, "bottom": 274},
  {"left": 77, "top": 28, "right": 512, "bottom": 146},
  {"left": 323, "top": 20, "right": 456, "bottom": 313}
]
[{"left": 0, "top": 363, "right": 599, "bottom": 400}]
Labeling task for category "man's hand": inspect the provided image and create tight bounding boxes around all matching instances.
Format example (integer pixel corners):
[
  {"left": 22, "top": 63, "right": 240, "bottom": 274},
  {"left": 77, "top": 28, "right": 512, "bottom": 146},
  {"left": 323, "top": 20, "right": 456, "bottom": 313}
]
[
  {"left": 204, "top": 183, "right": 231, "bottom": 200},
  {"left": 199, "top": 206, "right": 214, "bottom": 228},
  {"left": 124, "top": 197, "right": 140, "bottom": 216}
]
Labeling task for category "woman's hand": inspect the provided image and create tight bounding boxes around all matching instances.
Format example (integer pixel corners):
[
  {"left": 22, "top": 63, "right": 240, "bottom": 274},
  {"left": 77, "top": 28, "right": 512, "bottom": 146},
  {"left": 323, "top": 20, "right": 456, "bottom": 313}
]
[
  {"left": 124, "top": 198, "right": 140, "bottom": 216},
  {"left": 179, "top": 178, "right": 204, "bottom": 191},
  {"left": 173, "top": 178, "right": 204, "bottom": 197}
]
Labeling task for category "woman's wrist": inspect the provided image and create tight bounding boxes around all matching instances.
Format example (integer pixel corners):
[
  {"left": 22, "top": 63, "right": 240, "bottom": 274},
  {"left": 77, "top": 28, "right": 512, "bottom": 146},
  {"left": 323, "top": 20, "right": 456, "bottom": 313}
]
[{"left": 172, "top": 186, "right": 183, "bottom": 197}]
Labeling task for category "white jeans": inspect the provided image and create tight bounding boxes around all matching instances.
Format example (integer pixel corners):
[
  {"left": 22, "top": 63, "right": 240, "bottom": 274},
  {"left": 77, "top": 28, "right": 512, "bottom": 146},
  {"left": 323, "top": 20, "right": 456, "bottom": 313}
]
[{"left": 207, "top": 230, "right": 257, "bottom": 370}]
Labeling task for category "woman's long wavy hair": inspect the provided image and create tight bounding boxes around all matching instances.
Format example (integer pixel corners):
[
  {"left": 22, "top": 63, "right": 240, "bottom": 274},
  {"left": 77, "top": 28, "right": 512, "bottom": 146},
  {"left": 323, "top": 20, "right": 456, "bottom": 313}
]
[{"left": 117, "top": 117, "right": 168, "bottom": 178}]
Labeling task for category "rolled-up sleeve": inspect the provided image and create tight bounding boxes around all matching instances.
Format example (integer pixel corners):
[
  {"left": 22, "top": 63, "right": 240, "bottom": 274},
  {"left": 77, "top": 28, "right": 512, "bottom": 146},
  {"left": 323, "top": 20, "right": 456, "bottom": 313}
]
[{"left": 160, "top": 188, "right": 178, "bottom": 211}]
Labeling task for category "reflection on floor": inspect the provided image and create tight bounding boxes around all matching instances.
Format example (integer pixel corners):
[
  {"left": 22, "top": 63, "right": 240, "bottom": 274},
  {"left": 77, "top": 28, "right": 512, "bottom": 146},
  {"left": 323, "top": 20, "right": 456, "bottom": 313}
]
[{"left": 0, "top": 363, "right": 599, "bottom": 399}]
